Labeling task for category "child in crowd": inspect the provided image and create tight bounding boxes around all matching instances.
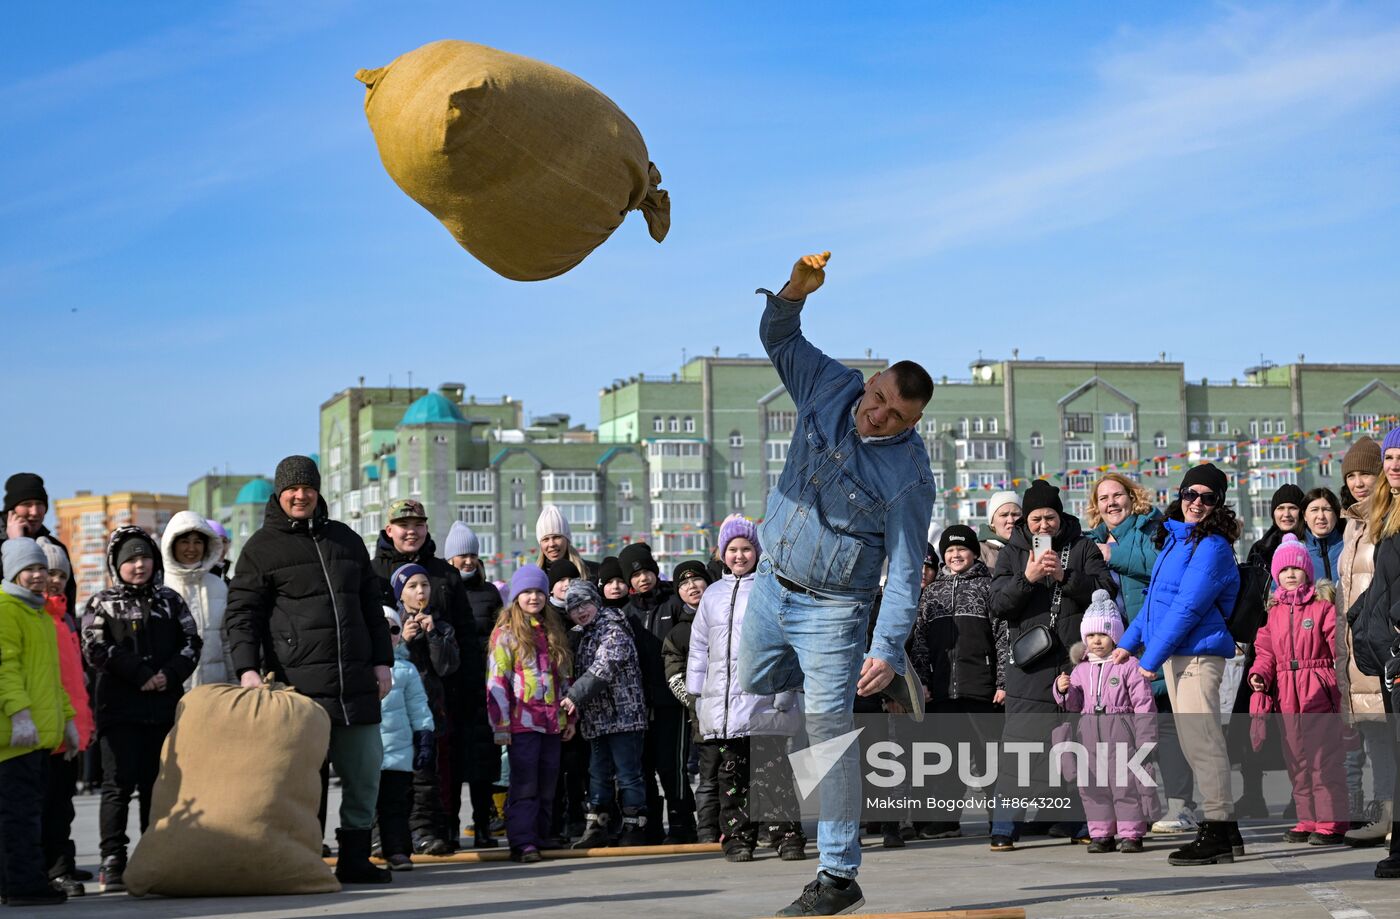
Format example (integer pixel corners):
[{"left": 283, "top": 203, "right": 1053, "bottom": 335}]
[
  {"left": 1248, "top": 534, "right": 1349, "bottom": 845},
  {"left": 487, "top": 565, "right": 575, "bottom": 862},
  {"left": 544, "top": 557, "right": 588, "bottom": 843},
  {"left": 662, "top": 560, "right": 718, "bottom": 842},
  {"left": 1, "top": 538, "right": 79, "bottom": 908},
  {"left": 40, "top": 541, "right": 93, "bottom": 897},
  {"left": 377, "top": 607, "right": 435, "bottom": 871},
  {"left": 559, "top": 580, "right": 649, "bottom": 848},
  {"left": 80, "top": 527, "right": 202, "bottom": 894},
  {"left": 548, "top": 559, "right": 579, "bottom": 610},
  {"left": 159, "top": 511, "right": 230, "bottom": 688},
  {"left": 687, "top": 517, "right": 806, "bottom": 863},
  {"left": 1054, "top": 590, "right": 1157, "bottom": 853},
  {"left": 910, "top": 524, "right": 1006, "bottom": 839},
  {"left": 388, "top": 563, "right": 460, "bottom": 857},
  {"left": 598, "top": 557, "right": 630, "bottom": 605}
]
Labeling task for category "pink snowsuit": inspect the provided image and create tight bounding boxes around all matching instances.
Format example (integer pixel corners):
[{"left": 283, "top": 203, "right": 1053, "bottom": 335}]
[
  {"left": 1248, "top": 585, "right": 1347, "bottom": 835},
  {"left": 1054, "top": 651, "right": 1158, "bottom": 840}
]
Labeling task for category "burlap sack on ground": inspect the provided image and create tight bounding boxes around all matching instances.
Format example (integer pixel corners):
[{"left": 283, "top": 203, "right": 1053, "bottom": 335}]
[
  {"left": 125, "top": 684, "right": 338, "bottom": 896},
  {"left": 356, "top": 39, "right": 669, "bottom": 281}
]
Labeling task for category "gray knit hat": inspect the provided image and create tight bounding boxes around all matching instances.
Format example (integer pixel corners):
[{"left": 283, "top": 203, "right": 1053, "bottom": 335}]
[
  {"left": 274, "top": 455, "right": 321, "bottom": 494},
  {"left": 3, "top": 538, "right": 47, "bottom": 582},
  {"left": 444, "top": 521, "right": 479, "bottom": 558},
  {"left": 39, "top": 539, "right": 70, "bottom": 576}
]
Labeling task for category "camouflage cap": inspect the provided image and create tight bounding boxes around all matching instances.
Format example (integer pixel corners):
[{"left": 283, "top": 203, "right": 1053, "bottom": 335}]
[{"left": 387, "top": 498, "right": 427, "bottom": 523}]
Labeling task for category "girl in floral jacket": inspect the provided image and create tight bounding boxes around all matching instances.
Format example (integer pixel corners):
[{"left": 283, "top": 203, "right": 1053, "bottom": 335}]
[{"left": 486, "top": 565, "right": 575, "bottom": 862}]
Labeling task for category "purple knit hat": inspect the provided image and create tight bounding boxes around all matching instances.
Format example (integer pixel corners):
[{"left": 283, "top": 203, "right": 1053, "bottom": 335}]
[
  {"left": 1080, "top": 589, "right": 1124, "bottom": 644},
  {"left": 1383, "top": 427, "right": 1400, "bottom": 455},
  {"left": 1271, "top": 533, "right": 1313, "bottom": 585},
  {"left": 718, "top": 515, "right": 761, "bottom": 556},
  {"left": 508, "top": 564, "right": 549, "bottom": 606}
]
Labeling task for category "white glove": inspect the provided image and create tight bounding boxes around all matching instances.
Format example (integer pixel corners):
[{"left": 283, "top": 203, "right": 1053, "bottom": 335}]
[
  {"left": 668, "top": 673, "right": 691, "bottom": 706},
  {"left": 9, "top": 709, "right": 39, "bottom": 748},
  {"left": 63, "top": 720, "right": 81, "bottom": 760}
]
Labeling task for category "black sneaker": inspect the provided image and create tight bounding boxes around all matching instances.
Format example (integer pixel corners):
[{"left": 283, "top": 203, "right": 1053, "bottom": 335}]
[
  {"left": 520, "top": 846, "right": 542, "bottom": 864},
  {"left": 777, "top": 833, "right": 808, "bottom": 861},
  {"left": 1283, "top": 829, "right": 1311, "bottom": 843},
  {"left": 775, "top": 873, "right": 865, "bottom": 917},
  {"left": 881, "top": 825, "right": 905, "bottom": 848},
  {"left": 989, "top": 835, "right": 1015, "bottom": 852},
  {"left": 722, "top": 837, "right": 755, "bottom": 862},
  {"left": 97, "top": 857, "right": 125, "bottom": 894},
  {"left": 1119, "top": 837, "right": 1144, "bottom": 853},
  {"left": 52, "top": 875, "right": 86, "bottom": 897},
  {"left": 917, "top": 821, "right": 962, "bottom": 840},
  {"left": 387, "top": 854, "right": 414, "bottom": 871},
  {"left": 1309, "top": 832, "right": 1347, "bottom": 846},
  {"left": 1086, "top": 837, "right": 1117, "bottom": 854},
  {"left": 1376, "top": 853, "right": 1400, "bottom": 879},
  {"left": 413, "top": 834, "right": 451, "bottom": 856}
]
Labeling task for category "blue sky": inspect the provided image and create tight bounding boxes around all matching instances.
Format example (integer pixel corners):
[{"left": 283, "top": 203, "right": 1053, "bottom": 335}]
[{"left": 5, "top": 1, "right": 1399, "bottom": 512}]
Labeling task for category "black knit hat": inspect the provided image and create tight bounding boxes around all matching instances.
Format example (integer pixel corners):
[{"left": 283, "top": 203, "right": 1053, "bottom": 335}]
[
  {"left": 1270, "top": 482, "right": 1306, "bottom": 513},
  {"left": 923, "top": 543, "right": 937, "bottom": 567},
  {"left": 3, "top": 473, "right": 48, "bottom": 513},
  {"left": 1180, "top": 463, "right": 1229, "bottom": 500},
  {"left": 547, "top": 558, "right": 580, "bottom": 590},
  {"left": 618, "top": 542, "right": 659, "bottom": 579},
  {"left": 1021, "top": 480, "right": 1063, "bottom": 516},
  {"left": 274, "top": 455, "right": 321, "bottom": 494},
  {"left": 938, "top": 525, "right": 979, "bottom": 561},
  {"left": 597, "top": 556, "right": 624, "bottom": 586},
  {"left": 672, "top": 559, "right": 712, "bottom": 587}
]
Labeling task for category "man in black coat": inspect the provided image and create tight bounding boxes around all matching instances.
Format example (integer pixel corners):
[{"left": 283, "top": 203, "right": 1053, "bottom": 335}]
[
  {"left": 370, "top": 500, "right": 482, "bottom": 853},
  {"left": 224, "top": 455, "right": 393, "bottom": 885}
]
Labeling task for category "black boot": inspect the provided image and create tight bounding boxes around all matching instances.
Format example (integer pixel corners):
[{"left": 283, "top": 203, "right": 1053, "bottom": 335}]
[
  {"left": 617, "top": 808, "right": 648, "bottom": 847},
  {"left": 473, "top": 820, "right": 499, "bottom": 849},
  {"left": 573, "top": 810, "right": 612, "bottom": 849},
  {"left": 335, "top": 828, "right": 392, "bottom": 884},
  {"left": 1167, "top": 821, "right": 1234, "bottom": 866},
  {"left": 1376, "top": 830, "right": 1400, "bottom": 879},
  {"left": 1224, "top": 820, "right": 1246, "bottom": 857}
]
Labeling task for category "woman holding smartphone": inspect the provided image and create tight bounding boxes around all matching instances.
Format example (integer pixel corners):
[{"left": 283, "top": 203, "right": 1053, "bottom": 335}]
[
  {"left": 987, "top": 480, "right": 1115, "bottom": 850},
  {"left": 1115, "top": 463, "right": 1242, "bottom": 867}
]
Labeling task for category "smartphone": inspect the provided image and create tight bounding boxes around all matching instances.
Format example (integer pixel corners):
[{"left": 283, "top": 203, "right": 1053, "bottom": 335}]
[{"left": 1033, "top": 534, "right": 1052, "bottom": 559}]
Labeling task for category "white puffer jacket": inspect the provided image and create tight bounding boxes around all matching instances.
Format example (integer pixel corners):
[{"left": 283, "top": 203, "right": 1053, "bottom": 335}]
[{"left": 160, "top": 511, "right": 231, "bottom": 687}]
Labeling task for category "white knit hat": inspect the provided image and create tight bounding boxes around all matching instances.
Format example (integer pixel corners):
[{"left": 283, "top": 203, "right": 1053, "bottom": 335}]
[
  {"left": 986, "top": 490, "right": 1021, "bottom": 521},
  {"left": 535, "top": 504, "right": 571, "bottom": 543}
]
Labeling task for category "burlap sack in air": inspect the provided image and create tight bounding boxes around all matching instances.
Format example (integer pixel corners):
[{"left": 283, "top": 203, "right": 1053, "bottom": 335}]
[
  {"left": 124, "top": 684, "right": 339, "bottom": 897},
  {"left": 355, "top": 39, "right": 670, "bottom": 281}
]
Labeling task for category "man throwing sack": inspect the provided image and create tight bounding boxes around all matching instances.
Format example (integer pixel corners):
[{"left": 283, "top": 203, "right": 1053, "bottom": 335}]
[{"left": 738, "top": 252, "right": 935, "bottom": 916}]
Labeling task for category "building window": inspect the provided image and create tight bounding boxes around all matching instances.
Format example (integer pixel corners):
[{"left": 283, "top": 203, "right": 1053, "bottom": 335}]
[
  {"left": 655, "top": 502, "right": 705, "bottom": 523},
  {"left": 1154, "top": 432, "right": 1167, "bottom": 449},
  {"left": 1262, "top": 419, "right": 1273, "bottom": 435},
  {"left": 388, "top": 476, "right": 400, "bottom": 499},
  {"left": 987, "top": 417, "right": 999, "bottom": 434},
  {"left": 1029, "top": 432, "right": 1044, "bottom": 449},
  {"left": 661, "top": 472, "right": 706, "bottom": 490},
  {"left": 958, "top": 418, "right": 969, "bottom": 436},
  {"left": 1206, "top": 419, "right": 1217, "bottom": 435},
  {"left": 618, "top": 479, "right": 633, "bottom": 496},
  {"left": 1104, "top": 443, "right": 1137, "bottom": 465},
  {"left": 510, "top": 477, "right": 524, "bottom": 510},
  {"left": 434, "top": 434, "right": 449, "bottom": 445},
  {"left": 1250, "top": 420, "right": 1259, "bottom": 438},
  {"left": 348, "top": 492, "right": 362, "bottom": 514},
  {"left": 1031, "top": 460, "right": 1045, "bottom": 477},
  {"left": 541, "top": 471, "right": 597, "bottom": 494},
  {"left": 1319, "top": 435, "right": 1332, "bottom": 448},
  {"left": 730, "top": 432, "right": 744, "bottom": 448},
  {"left": 684, "top": 416, "right": 695, "bottom": 433},
  {"left": 556, "top": 503, "right": 597, "bottom": 526},
  {"left": 668, "top": 416, "right": 679, "bottom": 433},
  {"left": 330, "top": 445, "right": 343, "bottom": 468},
  {"left": 647, "top": 441, "right": 704, "bottom": 458},
  {"left": 766, "top": 470, "right": 783, "bottom": 491},
  {"left": 456, "top": 503, "right": 495, "bottom": 526},
  {"left": 1189, "top": 418, "right": 1200, "bottom": 435},
  {"left": 1065, "top": 413, "right": 1094, "bottom": 434},
  {"left": 1319, "top": 459, "right": 1333, "bottom": 478},
  {"left": 365, "top": 511, "right": 381, "bottom": 533},
  {"left": 1103, "top": 413, "right": 1133, "bottom": 435},
  {"left": 653, "top": 416, "right": 664, "bottom": 433},
  {"left": 766, "top": 441, "right": 789, "bottom": 463},
  {"left": 1155, "top": 460, "right": 1170, "bottom": 477},
  {"left": 1065, "top": 443, "right": 1095, "bottom": 464},
  {"left": 957, "top": 472, "right": 1001, "bottom": 490},
  {"left": 731, "top": 491, "right": 746, "bottom": 511},
  {"left": 730, "top": 461, "right": 745, "bottom": 478},
  {"left": 1348, "top": 413, "right": 1380, "bottom": 433},
  {"left": 1157, "top": 489, "right": 1170, "bottom": 505},
  {"left": 409, "top": 476, "right": 420, "bottom": 496},
  {"left": 511, "top": 522, "right": 526, "bottom": 541},
  {"left": 618, "top": 506, "right": 634, "bottom": 526},
  {"left": 456, "top": 470, "right": 494, "bottom": 493},
  {"left": 973, "top": 417, "right": 984, "bottom": 434},
  {"left": 766, "top": 412, "right": 796, "bottom": 434},
  {"left": 956, "top": 440, "right": 1006, "bottom": 461},
  {"left": 477, "top": 534, "right": 497, "bottom": 557}
]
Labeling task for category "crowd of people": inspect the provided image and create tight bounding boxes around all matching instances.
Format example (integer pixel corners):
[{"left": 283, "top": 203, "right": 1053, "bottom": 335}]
[{"left": 2, "top": 265, "right": 1399, "bottom": 915}]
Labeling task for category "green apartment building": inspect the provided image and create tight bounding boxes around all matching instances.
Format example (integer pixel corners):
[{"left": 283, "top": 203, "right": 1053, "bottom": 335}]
[{"left": 304, "top": 357, "right": 1400, "bottom": 578}]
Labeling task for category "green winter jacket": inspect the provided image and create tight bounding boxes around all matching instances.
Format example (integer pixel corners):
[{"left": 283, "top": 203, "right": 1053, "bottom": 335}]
[{"left": 0, "top": 584, "right": 74, "bottom": 763}]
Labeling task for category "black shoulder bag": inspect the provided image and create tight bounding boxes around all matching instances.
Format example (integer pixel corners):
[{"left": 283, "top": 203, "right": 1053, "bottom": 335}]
[{"left": 1010, "top": 545, "right": 1071, "bottom": 669}]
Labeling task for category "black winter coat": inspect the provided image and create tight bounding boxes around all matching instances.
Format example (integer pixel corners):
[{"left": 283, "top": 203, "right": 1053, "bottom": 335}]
[
  {"left": 370, "top": 533, "right": 469, "bottom": 707},
  {"left": 225, "top": 497, "right": 392, "bottom": 725},
  {"left": 910, "top": 561, "right": 1007, "bottom": 704},
  {"left": 1348, "top": 532, "right": 1400, "bottom": 681},
  {"left": 990, "top": 516, "right": 1115, "bottom": 708},
  {"left": 624, "top": 582, "right": 679, "bottom": 709},
  {"left": 80, "top": 527, "right": 202, "bottom": 728},
  {"left": 459, "top": 568, "right": 504, "bottom": 654},
  {"left": 660, "top": 599, "right": 701, "bottom": 740}
]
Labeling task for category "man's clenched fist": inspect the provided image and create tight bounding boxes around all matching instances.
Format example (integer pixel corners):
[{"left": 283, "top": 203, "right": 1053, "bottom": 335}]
[{"left": 779, "top": 251, "right": 831, "bottom": 301}]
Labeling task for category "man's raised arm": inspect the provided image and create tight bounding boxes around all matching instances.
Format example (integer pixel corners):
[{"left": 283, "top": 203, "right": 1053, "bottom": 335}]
[{"left": 758, "top": 251, "right": 849, "bottom": 410}]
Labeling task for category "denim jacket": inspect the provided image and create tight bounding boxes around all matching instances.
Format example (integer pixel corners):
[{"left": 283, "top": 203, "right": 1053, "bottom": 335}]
[{"left": 755, "top": 290, "right": 935, "bottom": 670}]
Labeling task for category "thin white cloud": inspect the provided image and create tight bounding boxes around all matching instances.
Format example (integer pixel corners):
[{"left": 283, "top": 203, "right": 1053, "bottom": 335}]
[{"left": 816, "top": 5, "right": 1400, "bottom": 272}]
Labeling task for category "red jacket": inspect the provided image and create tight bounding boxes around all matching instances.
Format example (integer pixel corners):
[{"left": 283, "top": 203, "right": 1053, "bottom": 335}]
[
  {"left": 46, "top": 596, "right": 94, "bottom": 752},
  {"left": 1249, "top": 585, "right": 1340, "bottom": 715}
]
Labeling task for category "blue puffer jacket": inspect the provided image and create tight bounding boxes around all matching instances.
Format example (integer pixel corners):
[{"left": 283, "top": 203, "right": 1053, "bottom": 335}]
[
  {"left": 1304, "top": 528, "right": 1344, "bottom": 584},
  {"left": 1120, "top": 519, "right": 1239, "bottom": 673},
  {"left": 1087, "top": 510, "right": 1162, "bottom": 625},
  {"left": 380, "top": 643, "right": 434, "bottom": 772}
]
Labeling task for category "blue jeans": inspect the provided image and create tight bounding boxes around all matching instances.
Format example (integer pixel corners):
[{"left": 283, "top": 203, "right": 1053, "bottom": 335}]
[
  {"left": 737, "top": 558, "right": 870, "bottom": 879},
  {"left": 589, "top": 731, "right": 646, "bottom": 812}
]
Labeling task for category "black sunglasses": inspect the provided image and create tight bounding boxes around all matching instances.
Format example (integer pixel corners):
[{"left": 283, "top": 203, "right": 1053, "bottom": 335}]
[{"left": 1179, "top": 488, "right": 1221, "bottom": 507}]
